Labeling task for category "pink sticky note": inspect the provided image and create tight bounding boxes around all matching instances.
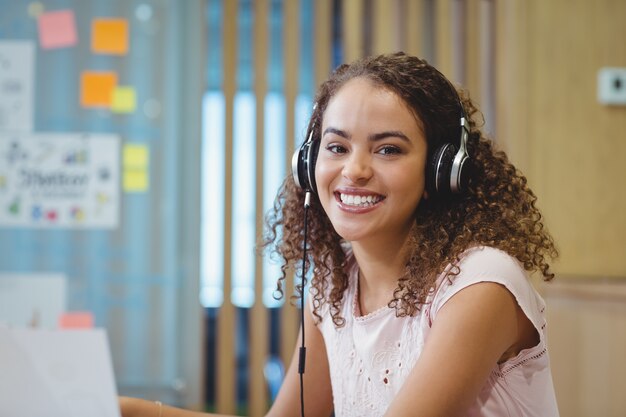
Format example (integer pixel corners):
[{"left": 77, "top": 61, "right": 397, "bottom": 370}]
[
  {"left": 38, "top": 10, "right": 78, "bottom": 49},
  {"left": 58, "top": 312, "right": 95, "bottom": 329}
]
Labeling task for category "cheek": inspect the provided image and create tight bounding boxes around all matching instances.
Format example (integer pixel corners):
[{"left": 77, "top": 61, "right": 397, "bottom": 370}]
[
  {"left": 314, "top": 159, "right": 334, "bottom": 191},
  {"left": 393, "top": 165, "right": 427, "bottom": 200}
]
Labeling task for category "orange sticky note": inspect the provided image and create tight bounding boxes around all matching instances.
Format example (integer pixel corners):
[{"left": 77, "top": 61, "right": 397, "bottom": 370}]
[
  {"left": 92, "top": 18, "right": 129, "bottom": 55},
  {"left": 81, "top": 71, "right": 117, "bottom": 107},
  {"left": 58, "top": 312, "right": 95, "bottom": 329},
  {"left": 38, "top": 10, "right": 78, "bottom": 49}
]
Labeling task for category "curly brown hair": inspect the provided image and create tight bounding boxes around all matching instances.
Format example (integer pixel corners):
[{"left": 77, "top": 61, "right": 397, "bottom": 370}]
[{"left": 262, "top": 52, "right": 558, "bottom": 327}]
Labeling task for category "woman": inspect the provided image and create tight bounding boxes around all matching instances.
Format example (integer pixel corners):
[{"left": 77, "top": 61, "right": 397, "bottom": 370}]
[{"left": 121, "top": 52, "right": 559, "bottom": 417}]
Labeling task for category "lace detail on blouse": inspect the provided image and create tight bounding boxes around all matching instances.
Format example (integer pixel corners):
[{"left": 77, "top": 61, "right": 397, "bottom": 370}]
[{"left": 318, "top": 259, "right": 427, "bottom": 417}]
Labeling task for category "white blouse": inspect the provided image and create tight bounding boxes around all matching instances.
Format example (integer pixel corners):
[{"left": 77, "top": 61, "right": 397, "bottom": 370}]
[{"left": 312, "top": 246, "right": 559, "bottom": 417}]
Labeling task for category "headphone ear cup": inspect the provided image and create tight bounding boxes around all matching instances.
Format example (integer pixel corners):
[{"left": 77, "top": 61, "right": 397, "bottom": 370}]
[
  {"left": 428, "top": 143, "right": 457, "bottom": 196},
  {"left": 292, "top": 142, "right": 308, "bottom": 190},
  {"left": 306, "top": 139, "right": 320, "bottom": 194},
  {"left": 292, "top": 138, "right": 320, "bottom": 193}
]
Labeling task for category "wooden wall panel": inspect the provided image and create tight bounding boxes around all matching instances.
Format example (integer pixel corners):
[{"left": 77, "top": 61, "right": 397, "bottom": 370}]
[
  {"left": 527, "top": 0, "right": 626, "bottom": 277},
  {"left": 542, "top": 280, "right": 626, "bottom": 416}
]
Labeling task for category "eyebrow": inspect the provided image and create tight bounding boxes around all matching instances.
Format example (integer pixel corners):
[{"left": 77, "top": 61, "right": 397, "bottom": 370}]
[{"left": 322, "top": 127, "right": 410, "bottom": 142}]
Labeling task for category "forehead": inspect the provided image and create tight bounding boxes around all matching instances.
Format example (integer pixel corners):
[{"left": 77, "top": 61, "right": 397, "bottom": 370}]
[{"left": 322, "top": 77, "right": 423, "bottom": 132}]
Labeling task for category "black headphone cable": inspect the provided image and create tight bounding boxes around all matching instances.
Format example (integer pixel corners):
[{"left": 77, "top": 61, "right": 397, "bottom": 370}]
[{"left": 297, "top": 190, "right": 311, "bottom": 417}]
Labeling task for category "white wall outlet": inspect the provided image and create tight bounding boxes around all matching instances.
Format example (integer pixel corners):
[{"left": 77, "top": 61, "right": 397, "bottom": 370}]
[{"left": 597, "top": 67, "right": 626, "bottom": 105}]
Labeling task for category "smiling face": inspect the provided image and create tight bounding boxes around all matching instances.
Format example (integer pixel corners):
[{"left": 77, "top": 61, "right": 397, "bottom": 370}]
[{"left": 314, "top": 77, "right": 428, "bottom": 246}]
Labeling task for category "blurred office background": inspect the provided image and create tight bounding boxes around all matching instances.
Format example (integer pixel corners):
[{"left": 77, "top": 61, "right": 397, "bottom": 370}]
[{"left": 0, "top": 0, "right": 624, "bottom": 416}]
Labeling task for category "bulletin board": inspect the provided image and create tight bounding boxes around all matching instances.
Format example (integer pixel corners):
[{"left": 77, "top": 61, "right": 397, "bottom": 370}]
[{"left": 0, "top": 0, "right": 199, "bottom": 405}]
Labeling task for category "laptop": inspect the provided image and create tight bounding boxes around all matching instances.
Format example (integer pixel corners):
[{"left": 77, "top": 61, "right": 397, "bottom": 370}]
[{"left": 0, "top": 327, "right": 121, "bottom": 417}]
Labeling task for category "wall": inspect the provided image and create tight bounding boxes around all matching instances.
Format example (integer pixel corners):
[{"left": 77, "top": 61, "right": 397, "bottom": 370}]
[
  {"left": 497, "top": 1, "right": 626, "bottom": 415},
  {"left": 500, "top": 0, "right": 626, "bottom": 277}
]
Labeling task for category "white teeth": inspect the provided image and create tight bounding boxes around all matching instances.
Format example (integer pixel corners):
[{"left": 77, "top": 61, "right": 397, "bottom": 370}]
[{"left": 339, "top": 193, "right": 381, "bottom": 207}]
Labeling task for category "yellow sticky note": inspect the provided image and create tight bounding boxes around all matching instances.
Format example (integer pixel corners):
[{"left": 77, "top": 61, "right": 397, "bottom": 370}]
[
  {"left": 92, "top": 18, "right": 129, "bottom": 55},
  {"left": 81, "top": 71, "right": 117, "bottom": 107},
  {"left": 112, "top": 86, "right": 136, "bottom": 113},
  {"left": 123, "top": 143, "right": 149, "bottom": 169},
  {"left": 123, "top": 169, "right": 149, "bottom": 192}
]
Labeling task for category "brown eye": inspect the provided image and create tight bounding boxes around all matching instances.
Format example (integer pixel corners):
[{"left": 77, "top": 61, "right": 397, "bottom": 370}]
[
  {"left": 377, "top": 145, "right": 402, "bottom": 155},
  {"left": 326, "top": 144, "right": 348, "bottom": 154}
]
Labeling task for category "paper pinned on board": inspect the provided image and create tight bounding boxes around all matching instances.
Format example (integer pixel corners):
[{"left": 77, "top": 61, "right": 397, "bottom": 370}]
[
  {"left": 0, "top": 41, "right": 34, "bottom": 132},
  {"left": 0, "top": 132, "right": 121, "bottom": 229},
  {"left": 38, "top": 9, "right": 78, "bottom": 49}
]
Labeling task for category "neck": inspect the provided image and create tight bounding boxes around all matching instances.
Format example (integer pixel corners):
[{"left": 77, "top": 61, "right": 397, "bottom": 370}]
[{"left": 351, "top": 232, "right": 412, "bottom": 315}]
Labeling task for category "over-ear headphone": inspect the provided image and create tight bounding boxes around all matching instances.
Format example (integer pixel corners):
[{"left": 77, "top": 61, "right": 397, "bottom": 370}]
[
  {"left": 291, "top": 107, "right": 319, "bottom": 194},
  {"left": 292, "top": 85, "right": 471, "bottom": 198},
  {"left": 426, "top": 102, "right": 470, "bottom": 196}
]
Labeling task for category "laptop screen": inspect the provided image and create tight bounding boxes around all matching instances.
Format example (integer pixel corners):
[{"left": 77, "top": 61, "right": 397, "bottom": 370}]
[{"left": 0, "top": 327, "right": 121, "bottom": 417}]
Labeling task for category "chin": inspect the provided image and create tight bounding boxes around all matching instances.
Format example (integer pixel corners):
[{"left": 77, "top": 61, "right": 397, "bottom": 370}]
[{"left": 332, "top": 226, "right": 369, "bottom": 243}]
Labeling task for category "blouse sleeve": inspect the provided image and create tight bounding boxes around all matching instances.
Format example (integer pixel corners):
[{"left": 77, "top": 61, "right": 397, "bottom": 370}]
[{"left": 428, "top": 246, "right": 548, "bottom": 341}]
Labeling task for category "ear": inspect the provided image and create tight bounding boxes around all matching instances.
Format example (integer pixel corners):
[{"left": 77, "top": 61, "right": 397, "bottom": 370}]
[{"left": 422, "top": 189, "right": 429, "bottom": 200}]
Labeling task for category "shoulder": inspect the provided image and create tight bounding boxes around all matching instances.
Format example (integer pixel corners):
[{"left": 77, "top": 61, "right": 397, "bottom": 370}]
[
  {"left": 445, "top": 246, "right": 529, "bottom": 293},
  {"left": 457, "top": 246, "right": 527, "bottom": 279},
  {"left": 430, "top": 246, "right": 546, "bottom": 330}
]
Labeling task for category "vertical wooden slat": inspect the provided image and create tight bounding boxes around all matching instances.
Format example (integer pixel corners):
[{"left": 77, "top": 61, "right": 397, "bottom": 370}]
[
  {"left": 464, "top": 0, "right": 481, "bottom": 103},
  {"left": 393, "top": 0, "right": 406, "bottom": 52},
  {"left": 478, "top": 0, "right": 495, "bottom": 135},
  {"left": 372, "top": 0, "right": 394, "bottom": 54},
  {"left": 281, "top": 0, "right": 300, "bottom": 372},
  {"left": 450, "top": 0, "right": 465, "bottom": 84},
  {"left": 494, "top": 0, "right": 529, "bottom": 171},
  {"left": 250, "top": 1, "right": 269, "bottom": 415},
  {"left": 405, "top": 0, "right": 424, "bottom": 58},
  {"left": 434, "top": 0, "right": 453, "bottom": 75},
  {"left": 216, "top": 0, "right": 237, "bottom": 414},
  {"left": 342, "top": 0, "right": 364, "bottom": 63},
  {"left": 314, "top": 0, "right": 333, "bottom": 88}
]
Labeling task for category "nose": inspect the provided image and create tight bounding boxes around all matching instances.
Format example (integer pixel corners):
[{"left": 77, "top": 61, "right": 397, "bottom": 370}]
[{"left": 342, "top": 150, "right": 373, "bottom": 184}]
